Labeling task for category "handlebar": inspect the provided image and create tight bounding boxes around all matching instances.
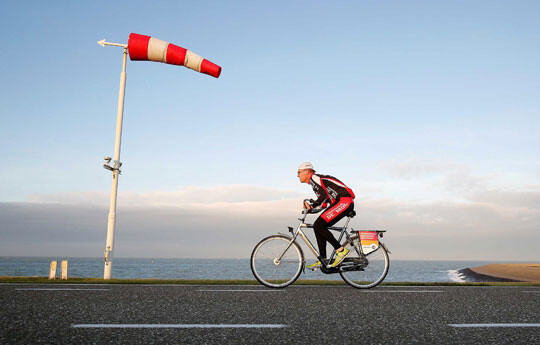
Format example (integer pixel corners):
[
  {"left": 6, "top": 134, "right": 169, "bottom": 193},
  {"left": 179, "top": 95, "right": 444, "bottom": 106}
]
[
  {"left": 302, "top": 198, "right": 315, "bottom": 209},
  {"left": 300, "top": 199, "right": 322, "bottom": 220}
]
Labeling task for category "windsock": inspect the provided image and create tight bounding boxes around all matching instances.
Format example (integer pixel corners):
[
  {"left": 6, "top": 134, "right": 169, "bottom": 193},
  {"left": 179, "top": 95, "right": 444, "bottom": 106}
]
[{"left": 127, "top": 33, "right": 221, "bottom": 78}]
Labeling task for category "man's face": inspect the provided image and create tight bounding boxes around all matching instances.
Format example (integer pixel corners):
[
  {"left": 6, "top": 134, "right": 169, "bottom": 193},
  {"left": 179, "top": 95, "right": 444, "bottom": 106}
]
[{"left": 297, "top": 169, "right": 311, "bottom": 183}]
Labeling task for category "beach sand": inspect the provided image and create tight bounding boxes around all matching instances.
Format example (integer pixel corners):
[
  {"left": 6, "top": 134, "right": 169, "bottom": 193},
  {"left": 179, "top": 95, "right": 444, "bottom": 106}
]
[{"left": 467, "top": 263, "right": 540, "bottom": 282}]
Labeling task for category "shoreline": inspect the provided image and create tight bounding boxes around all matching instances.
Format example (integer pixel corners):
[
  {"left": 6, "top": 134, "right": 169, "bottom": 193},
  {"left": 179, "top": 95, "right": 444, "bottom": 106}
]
[
  {"left": 459, "top": 263, "right": 540, "bottom": 283},
  {"left": 457, "top": 268, "right": 522, "bottom": 282}
]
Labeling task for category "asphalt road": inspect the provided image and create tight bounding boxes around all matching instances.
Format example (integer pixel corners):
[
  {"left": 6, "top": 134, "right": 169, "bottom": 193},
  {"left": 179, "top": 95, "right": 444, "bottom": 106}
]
[{"left": 1, "top": 284, "right": 538, "bottom": 344}]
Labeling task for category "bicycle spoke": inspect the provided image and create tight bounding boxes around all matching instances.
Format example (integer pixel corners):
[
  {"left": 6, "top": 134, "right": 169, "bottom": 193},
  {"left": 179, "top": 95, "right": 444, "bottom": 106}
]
[{"left": 251, "top": 235, "right": 304, "bottom": 288}]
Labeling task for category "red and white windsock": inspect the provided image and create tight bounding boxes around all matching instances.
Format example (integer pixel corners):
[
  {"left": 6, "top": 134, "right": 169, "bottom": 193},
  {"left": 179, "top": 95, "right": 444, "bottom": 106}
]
[{"left": 127, "top": 33, "right": 221, "bottom": 78}]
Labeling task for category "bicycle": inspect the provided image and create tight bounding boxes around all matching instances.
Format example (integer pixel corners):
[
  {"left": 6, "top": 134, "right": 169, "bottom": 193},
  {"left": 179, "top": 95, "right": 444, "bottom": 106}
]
[{"left": 250, "top": 200, "right": 390, "bottom": 289}]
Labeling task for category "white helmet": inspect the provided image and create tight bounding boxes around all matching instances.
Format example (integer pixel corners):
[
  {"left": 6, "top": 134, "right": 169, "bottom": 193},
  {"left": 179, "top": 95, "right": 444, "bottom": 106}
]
[{"left": 298, "top": 162, "right": 315, "bottom": 171}]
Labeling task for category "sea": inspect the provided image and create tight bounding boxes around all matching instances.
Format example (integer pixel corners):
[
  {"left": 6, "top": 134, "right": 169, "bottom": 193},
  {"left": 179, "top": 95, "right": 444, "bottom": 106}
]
[{"left": 1, "top": 257, "right": 534, "bottom": 282}]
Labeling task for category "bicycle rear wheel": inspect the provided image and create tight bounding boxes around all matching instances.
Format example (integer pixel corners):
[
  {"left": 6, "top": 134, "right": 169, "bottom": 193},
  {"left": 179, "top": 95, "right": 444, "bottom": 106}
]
[
  {"left": 250, "top": 235, "right": 304, "bottom": 288},
  {"left": 339, "top": 235, "right": 389, "bottom": 289}
]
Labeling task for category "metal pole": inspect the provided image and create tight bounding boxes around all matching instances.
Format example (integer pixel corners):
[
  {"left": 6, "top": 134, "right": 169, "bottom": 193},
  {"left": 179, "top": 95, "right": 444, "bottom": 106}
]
[{"left": 104, "top": 48, "right": 128, "bottom": 279}]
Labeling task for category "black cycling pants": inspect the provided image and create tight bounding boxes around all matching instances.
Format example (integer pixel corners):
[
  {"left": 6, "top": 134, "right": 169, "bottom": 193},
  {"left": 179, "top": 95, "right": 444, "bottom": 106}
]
[{"left": 313, "top": 199, "right": 354, "bottom": 259}]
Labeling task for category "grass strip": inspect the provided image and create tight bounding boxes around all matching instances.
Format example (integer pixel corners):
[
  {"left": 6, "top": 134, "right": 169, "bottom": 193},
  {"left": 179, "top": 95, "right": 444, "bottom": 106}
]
[{"left": 1, "top": 276, "right": 539, "bottom": 286}]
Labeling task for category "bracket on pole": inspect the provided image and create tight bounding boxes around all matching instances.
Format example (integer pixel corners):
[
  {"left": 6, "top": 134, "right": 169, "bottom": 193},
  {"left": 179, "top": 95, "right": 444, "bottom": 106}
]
[{"left": 103, "top": 157, "right": 122, "bottom": 174}]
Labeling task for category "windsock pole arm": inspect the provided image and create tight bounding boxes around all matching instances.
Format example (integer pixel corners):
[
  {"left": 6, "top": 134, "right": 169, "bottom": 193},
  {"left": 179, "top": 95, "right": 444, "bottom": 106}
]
[{"left": 97, "top": 39, "right": 128, "bottom": 49}]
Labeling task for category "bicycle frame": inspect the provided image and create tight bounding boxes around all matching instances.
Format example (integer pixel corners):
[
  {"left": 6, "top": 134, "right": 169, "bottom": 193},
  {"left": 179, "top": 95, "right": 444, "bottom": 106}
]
[{"left": 277, "top": 209, "right": 362, "bottom": 273}]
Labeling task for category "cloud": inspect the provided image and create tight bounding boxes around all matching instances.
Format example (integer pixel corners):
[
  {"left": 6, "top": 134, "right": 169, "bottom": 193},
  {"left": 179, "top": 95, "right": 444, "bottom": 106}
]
[
  {"left": 2, "top": 185, "right": 305, "bottom": 259},
  {"left": 355, "top": 193, "right": 539, "bottom": 260},
  {"left": 27, "top": 185, "right": 303, "bottom": 207},
  {"left": 1, "top": 183, "right": 539, "bottom": 261},
  {"left": 380, "top": 159, "right": 467, "bottom": 180},
  {"left": 440, "top": 172, "right": 485, "bottom": 195},
  {"left": 469, "top": 188, "right": 540, "bottom": 210}
]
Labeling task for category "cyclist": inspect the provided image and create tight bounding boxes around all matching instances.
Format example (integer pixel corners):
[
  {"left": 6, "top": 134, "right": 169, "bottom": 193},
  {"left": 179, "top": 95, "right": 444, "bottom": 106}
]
[{"left": 297, "top": 162, "right": 355, "bottom": 269}]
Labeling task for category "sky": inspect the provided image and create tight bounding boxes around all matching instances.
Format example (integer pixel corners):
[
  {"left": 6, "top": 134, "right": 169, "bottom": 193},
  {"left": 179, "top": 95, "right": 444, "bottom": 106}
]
[{"left": 1, "top": 1, "right": 539, "bottom": 261}]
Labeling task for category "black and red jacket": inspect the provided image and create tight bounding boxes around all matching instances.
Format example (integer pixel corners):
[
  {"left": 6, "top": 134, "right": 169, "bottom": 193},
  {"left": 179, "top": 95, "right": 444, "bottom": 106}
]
[{"left": 309, "top": 174, "right": 355, "bottom": 208}]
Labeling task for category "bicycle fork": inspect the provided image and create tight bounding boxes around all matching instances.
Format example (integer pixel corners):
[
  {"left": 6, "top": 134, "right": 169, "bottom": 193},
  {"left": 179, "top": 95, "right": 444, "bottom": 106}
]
[
  {"left": 275, "top": 224, "right": 318, "bottom": 265},
  {"left": 286, "top": 225, "right": 341, "bottom": 273}
]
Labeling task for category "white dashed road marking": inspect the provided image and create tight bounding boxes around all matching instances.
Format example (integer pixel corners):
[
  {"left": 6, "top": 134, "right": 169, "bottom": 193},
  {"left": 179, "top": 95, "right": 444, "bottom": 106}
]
[
  {"left": 198, "top": 289, "right": 283, "bottom": 292},
  {"left": 449, "top": 323, "right": 540, "bottom": 328},
  {"left": 367, "top": 290, "right": 443, "bottom": 293},
  {"left": 17, "top": 288, "right": 111, "bottom": 291},
  {"left": 72, "top": 324, "right": 287, "bottom": 328}
]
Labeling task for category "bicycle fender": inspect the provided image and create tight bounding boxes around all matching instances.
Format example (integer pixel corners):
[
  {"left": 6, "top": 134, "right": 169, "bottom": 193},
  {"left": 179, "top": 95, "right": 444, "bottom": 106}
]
[
  {"left": 277, "top": 233, "right": 294, "bottom": 241},
  {"left": 380, "top": 242, "right": 391, "bottom": 254}
]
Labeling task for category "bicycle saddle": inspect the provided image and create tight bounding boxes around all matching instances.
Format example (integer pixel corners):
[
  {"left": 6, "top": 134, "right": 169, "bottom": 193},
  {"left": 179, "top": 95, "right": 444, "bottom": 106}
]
[{"left": 348, "top": 211, "right": 356, "bottom": 218}]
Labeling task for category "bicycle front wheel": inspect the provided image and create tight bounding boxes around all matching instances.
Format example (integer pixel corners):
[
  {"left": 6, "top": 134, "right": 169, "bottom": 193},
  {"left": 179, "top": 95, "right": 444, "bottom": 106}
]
[
  {"left": 339, "top": 235, "right": 389, "bottom": 289},
  {"left": 250, "top": 235, "right": 304, "bottom": 288}
]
